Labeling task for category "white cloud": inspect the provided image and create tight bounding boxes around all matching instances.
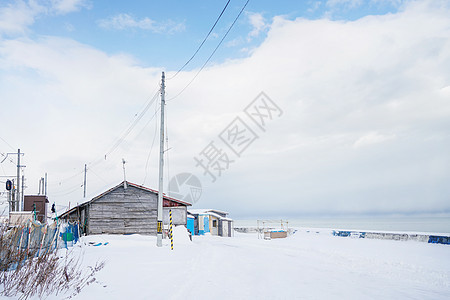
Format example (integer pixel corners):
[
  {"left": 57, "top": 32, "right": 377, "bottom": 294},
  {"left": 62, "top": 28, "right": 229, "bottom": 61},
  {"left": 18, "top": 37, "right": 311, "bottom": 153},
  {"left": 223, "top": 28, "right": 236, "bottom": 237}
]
[
  {"left": 98, "top": 13, "right": 185, "bottom": 34},
  {"left": 0, "top": 0, "right": 90, "bottom": 36},
  {"left": 307, "top": 1, "right": 323, "bottom": 13},
  {"left": 1, "top": 0, "right": 449, "bottom": 216},
  {"left": 50, "top": 0, "right": 91, "bottom": 15},
  {"left": 370, "top": 0, "right": 404, "bottom": 6},
  {"left": 225, "top": 37, "right": 243, "bottom": 48},
  {"left": 64, "top": 22, "right": 75, "bottom": 32},
  {"left": 440, "top": 85, "right": 450, "bottom": 96},
  {"left": 246, "top": 12, "right": 268, "bottom": 40},
  {"left": 326, "top": 0, "right": 364, "bottom": 9},
  {"left": 353, "top": 132, "right": 397, "bottom": 148},
  {"left": 325, "top": 0, "right": 405, "bottom": 17},
  {"left": 98, "top": 13, "right": 154, "bottom": 30},
  {"left": 0, "top": 1, "right": 43, "bottom": 35}
]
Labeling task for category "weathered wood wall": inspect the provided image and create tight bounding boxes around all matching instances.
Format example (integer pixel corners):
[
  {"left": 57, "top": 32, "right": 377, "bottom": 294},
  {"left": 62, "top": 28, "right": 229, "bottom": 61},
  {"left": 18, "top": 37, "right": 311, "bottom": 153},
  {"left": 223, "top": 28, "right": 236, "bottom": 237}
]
[
  {"left": 63, "top": 210, "right": 81, "bottom": 223},
  {"left": 88, "top": 185, "right": 158, "bottom": 235}
]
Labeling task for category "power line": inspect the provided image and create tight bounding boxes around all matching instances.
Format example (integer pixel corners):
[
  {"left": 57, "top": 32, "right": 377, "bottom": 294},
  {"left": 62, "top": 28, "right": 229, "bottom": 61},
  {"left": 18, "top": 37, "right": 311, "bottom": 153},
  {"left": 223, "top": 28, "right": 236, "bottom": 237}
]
[
  {"left": 48, "top": 168, "right": 84, "bottom": 187},
  {"left": 51, "top": 184, "right": 82, "bottom": 197},
  {"left": 52, "top": 85, "right": 161, "bottom": 186},
  {"left": 168, "top": 0, "right": 251, "bottom": 101},
  {"left": 50, "top": 176, "right": 83, "bottom": 193},
  {"left": 142, "top": 103, "right": 160, "bottom": 186},
  {"left": 0, "top": 136, "right": 15, "bottom": 151},
  {"left": 165, "top": 103, "right": 171, "bottom": 192},
  {"left": 168, "top": 0, "right": 232, "bottom": 80},
  {"left": 87, "top": 167, "right": 109, "bottom": 185},
  {"left": 101, "top": 87, "right": 161, "bottom": 162},
  {"left": 132, "top": 105, "right": 161, "bottom": 143},
  {"left": 0, "top": 162, "right": 6, "bottom": 176},
  {"left": 0, "top": 152, "right": 17, "bottom": 166}
]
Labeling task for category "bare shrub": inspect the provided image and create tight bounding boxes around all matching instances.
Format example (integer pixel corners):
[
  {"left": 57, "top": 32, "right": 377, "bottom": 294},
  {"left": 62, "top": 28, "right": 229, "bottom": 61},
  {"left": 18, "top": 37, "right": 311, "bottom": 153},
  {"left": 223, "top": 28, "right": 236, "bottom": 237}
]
[{"left": 0, "top": 223, "right": 104, "bottom": 299}]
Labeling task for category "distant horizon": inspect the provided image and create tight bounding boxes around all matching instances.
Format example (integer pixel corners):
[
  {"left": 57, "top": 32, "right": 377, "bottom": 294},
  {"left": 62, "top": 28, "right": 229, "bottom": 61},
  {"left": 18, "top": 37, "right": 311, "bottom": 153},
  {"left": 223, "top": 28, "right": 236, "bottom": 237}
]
[
  {"left": 231, "top": 212, "right": 450, "bottom": 220},
  {"left": 233, "top": 213, "right": 450, "bottom": 234}
]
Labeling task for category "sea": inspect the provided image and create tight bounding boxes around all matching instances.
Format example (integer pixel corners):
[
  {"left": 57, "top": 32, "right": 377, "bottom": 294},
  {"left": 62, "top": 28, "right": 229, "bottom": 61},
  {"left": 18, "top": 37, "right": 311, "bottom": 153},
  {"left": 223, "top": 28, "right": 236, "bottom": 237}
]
[{"left": 234, "top": 214, "right": 450, "bottom": 235}]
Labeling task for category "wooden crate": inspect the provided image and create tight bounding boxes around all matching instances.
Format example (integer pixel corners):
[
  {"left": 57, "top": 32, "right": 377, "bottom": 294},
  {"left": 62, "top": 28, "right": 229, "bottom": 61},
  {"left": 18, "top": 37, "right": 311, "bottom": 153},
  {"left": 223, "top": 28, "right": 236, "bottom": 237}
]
[{"left": 264, "top": 231, "right": 287, "bottom": 239}]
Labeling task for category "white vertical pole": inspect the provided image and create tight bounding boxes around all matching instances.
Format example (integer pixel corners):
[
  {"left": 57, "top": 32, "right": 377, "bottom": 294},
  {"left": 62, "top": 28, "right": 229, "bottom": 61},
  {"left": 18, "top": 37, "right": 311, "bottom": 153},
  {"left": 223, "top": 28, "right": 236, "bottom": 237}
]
[
  {"left": 11, "top": 179, "right": 15, "bottom": 212},
  {"left": 16, "top": 149, "right": 20, "bottom": 211},
  {"left": 45, "top": 172, "right": 47, "bottom": 196},
  {"left": 7, "top": 189, "right": 12, "bottom": 214},
  {"left": 84, "top": 164, "right": 87, "bottom": 197},
  {"left": 21, "top": 175, "right": 24, "bottom": 211},
  {"left": 157, "top": 72, "right": 165, "bottom": 247}
]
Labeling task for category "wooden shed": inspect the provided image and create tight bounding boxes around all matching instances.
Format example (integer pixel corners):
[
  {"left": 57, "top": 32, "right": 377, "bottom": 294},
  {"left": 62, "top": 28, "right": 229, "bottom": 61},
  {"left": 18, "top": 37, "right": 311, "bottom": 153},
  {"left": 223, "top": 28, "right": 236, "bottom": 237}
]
[{"left": 59, "top": 181, "right": 191, "bottom": 235}]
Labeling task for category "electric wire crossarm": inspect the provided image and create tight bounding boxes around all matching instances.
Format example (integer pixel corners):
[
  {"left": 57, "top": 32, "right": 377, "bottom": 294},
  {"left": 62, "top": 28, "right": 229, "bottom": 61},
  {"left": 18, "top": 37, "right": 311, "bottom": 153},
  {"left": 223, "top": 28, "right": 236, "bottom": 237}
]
[{"left": 0, "top": 153, "right": 16, "bottom": 164}]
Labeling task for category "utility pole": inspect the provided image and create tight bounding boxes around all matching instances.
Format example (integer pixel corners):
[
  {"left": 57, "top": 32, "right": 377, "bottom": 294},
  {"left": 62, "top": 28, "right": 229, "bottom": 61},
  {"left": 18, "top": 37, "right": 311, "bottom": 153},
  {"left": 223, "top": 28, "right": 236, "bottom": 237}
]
[
  {"left": 2, "top": 149, "right": 24, "bottom": 211},
  {"left": 83, "top": 164, "right": 87, "bottom": 198},
  {"left": 157, "top": 72, "right": 165, "bottom": 247},
  {"left": 21, "top": 175, "right": 24, "bottom": 211},
  {"left": 11, "top": 179, "right": 15, "bottom": 211},
  {"left": 45, "top": 173, "right": 47, "bottom": 195},
  {"left": 16, "top": 149, "right": 20, "bottom": 211}
]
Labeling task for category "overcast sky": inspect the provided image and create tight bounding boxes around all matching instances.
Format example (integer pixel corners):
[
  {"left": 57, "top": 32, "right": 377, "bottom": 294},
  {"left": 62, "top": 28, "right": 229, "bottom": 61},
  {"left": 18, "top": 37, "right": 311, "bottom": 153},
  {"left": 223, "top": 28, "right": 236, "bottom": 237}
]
[{"left": 0, "top": 0, "right": 449, "bottom": 218}]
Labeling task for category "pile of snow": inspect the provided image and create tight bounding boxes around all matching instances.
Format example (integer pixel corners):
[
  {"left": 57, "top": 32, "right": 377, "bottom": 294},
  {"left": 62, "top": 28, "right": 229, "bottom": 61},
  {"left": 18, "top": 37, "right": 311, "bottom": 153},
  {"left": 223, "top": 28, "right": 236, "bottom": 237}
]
[
  {"left": 19, "top": 228, "right": 450, "bottom": 299},
  {"left": 172, "top": 225, "right": 191, "bottom": 245}
]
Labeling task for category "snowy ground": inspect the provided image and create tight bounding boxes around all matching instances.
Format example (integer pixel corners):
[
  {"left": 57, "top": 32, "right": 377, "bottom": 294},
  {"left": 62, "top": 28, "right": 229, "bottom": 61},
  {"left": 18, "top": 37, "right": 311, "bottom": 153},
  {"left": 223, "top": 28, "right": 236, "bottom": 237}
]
[{"left": 14, "top": 227, "right": 450, "bottom": 299}]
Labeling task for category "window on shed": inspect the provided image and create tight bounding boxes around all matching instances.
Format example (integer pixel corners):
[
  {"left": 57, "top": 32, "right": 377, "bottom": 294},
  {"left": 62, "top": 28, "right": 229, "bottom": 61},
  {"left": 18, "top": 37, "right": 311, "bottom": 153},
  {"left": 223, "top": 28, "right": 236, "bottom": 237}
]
[{"left": 213, "top": 220, "right": 217, "bottom": 227}]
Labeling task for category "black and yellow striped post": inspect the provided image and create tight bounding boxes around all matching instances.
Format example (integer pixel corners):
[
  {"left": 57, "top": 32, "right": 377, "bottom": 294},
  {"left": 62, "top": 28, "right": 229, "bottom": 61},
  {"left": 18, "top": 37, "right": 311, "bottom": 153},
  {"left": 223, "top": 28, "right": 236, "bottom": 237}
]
[{"left": 169, "top": 209, "right": 173, "bottom": 250}]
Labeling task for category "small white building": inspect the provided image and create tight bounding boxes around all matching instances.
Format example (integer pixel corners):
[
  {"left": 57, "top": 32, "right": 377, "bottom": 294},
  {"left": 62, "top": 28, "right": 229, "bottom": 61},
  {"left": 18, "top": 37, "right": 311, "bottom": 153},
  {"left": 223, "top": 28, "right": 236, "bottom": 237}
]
[{"left": 187, "top": 209, "right": 233, "bottom": 237}]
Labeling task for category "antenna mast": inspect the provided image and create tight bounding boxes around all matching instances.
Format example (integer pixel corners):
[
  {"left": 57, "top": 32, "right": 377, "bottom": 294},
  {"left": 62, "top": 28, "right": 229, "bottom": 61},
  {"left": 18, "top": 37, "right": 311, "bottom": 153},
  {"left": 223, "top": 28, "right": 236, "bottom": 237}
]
[{"left": 122, "top": 159, "right": 127, "bottom": 189}]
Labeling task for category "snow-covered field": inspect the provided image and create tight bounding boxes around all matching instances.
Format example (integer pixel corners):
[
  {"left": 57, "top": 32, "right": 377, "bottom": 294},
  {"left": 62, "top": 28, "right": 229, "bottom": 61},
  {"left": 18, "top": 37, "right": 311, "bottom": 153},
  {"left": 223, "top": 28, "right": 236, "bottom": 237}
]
[{"left": 21, "top": 227, "right": 450, "bottom": 299}]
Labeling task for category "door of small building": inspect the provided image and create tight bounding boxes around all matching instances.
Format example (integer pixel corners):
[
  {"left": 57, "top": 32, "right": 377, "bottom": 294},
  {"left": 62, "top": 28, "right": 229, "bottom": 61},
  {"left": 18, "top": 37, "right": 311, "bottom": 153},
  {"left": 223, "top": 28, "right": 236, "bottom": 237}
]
[
  {"left": 211, "top": 218, "right": 219, "bottom": 235},
  {"left": 198, "top": 215, "right": 204, "bottom": 235},
  {"left": 194, "top": 217, "right": 199, "bottom": 235},
  {"left": 222, "top": 220, "right": 228, "bottom": 237}
]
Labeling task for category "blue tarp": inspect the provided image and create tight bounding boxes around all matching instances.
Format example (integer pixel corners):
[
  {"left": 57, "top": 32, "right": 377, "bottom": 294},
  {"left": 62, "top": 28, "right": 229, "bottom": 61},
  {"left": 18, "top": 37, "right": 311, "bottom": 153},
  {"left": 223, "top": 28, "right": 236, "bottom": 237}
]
[{"left": 428, "top": 235, "right": 450, "bottom": 245}]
